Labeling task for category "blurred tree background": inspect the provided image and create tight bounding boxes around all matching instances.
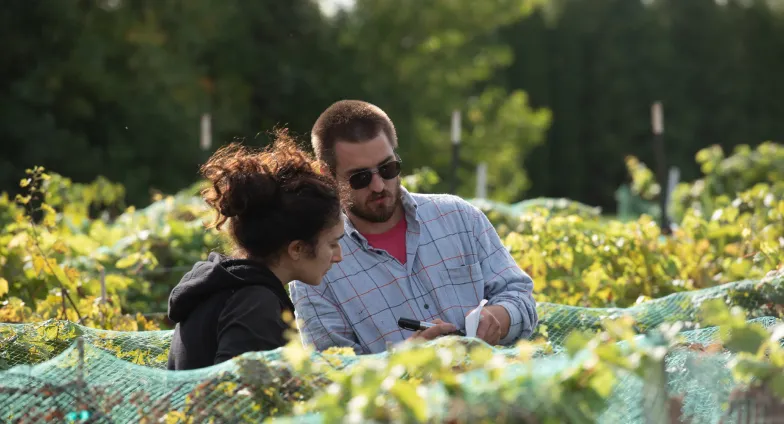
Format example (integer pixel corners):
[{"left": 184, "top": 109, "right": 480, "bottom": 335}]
[{"left": 2, "top": 0, "right": 783, "bottom": 212}]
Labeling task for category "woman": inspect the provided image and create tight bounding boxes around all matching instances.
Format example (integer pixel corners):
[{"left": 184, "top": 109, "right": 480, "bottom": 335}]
[{"left": 167, "top": 130, "right": 344, "bottom": 370}]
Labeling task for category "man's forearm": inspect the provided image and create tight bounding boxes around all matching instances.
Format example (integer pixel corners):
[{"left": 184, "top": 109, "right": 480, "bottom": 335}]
[{"left": 468, "top": 202, "right": 539, "bottom": 344}]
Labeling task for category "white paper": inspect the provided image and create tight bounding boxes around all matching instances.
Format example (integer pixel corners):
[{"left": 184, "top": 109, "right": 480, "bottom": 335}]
[{"left": 465, "top": 299, "right": 488, "bottom": 338}]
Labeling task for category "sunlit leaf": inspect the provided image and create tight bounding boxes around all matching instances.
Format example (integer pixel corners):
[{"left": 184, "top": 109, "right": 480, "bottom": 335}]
[
  {"left": 115, "top": 252, "right": 142, "bottom": 269},
  {"left": 32, "top": 255, "right": 46, "bottom": 275},
  {"left": 389, "top": 380, "right": 427, "bottom": 422}
]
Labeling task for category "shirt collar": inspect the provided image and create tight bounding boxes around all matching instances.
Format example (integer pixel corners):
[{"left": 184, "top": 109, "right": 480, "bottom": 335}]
[{"left": 344, "top": 186, "right": 420, "bottom": 248}]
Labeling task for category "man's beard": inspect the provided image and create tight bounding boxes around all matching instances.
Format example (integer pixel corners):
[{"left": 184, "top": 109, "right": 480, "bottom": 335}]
[{"left": 345, "top": 183, "right": 401, "bottom": 223}]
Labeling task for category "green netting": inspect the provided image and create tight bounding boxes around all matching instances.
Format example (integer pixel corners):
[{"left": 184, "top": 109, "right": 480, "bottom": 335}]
[
  {"left": 468, "top": 197, "right": 603, "bottom": 218},
  {"left": 2, "top": 272, "right": 783, "bottom": 423},
  {"left": 4, "top": 273, "right": 781, "bottom": 372}
]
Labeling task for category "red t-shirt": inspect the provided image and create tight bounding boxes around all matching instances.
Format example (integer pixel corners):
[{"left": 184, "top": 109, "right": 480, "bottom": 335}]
[{"left": 362, "top": 216, "right": 408, "bottom": 265}]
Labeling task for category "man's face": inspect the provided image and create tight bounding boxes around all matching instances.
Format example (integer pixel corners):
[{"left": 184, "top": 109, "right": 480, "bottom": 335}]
[{"left": 333, "top": 132, "right": 402, "bottom": 223}]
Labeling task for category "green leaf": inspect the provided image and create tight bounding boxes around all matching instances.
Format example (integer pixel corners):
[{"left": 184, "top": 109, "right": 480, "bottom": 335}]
[
  {"left": 769, "top": 373, "right": 784, "bottom": 399},
  {"left": 700, "top": 299, "right": 731, "bottom": 327},
  {"left": 40, "top": 324, "right": 60, "bottom": 341},
  {"left": 564, "top": 331, "right": 592, "bottom": 356},
  {"left": 725, "top": 324, "right": 769, "bottom": 354}
]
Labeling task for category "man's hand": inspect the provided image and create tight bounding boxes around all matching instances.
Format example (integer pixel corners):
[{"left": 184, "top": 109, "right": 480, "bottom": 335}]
[
  {"left": 471, "top": 305, "right": 511, "bottom": 346},
  {"left": 406, "top": 319, "right": 458, "bottom": 342}
]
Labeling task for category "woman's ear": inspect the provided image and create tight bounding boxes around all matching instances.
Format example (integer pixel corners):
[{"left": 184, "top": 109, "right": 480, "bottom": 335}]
[
  {"left": 319, "top": 163, "right": 331, "bottom": 176},
  {"left": 287, "top": 240, "right": 303, "bottom": 261}
]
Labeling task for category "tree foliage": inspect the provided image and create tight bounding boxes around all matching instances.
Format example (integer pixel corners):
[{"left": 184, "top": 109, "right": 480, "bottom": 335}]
[
  {"left": 499, "top": 0, "right": 784, "bottom": 210},
  {"left": 0, "top": 0, "right": 551, "bottom": 206},
  {"left": 4, "top": 0, "right": 784, "bottom": 209}
]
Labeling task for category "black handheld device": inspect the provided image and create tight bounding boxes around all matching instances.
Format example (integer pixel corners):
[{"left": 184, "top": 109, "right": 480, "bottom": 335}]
[{"left": 397, "top": 317, "right": 466, "bottom": 337}]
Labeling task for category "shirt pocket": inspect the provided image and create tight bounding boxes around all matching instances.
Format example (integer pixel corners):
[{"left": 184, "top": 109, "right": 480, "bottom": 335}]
[{"left": 438, "top": 261, "right": 484, "bottom": 309}]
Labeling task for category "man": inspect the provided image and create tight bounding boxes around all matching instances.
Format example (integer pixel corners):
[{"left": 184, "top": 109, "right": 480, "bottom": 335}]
[{"left": 289, "top": 100, "right": 538, "bottom": 354}]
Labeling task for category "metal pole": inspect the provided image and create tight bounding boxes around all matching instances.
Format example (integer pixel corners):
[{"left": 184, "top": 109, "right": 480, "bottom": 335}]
[
  {"left": 100, "top": 267, "right": 106, "bottom": 304},
  {"left": 451, "top": 110, "right": 461, "bottom": 195},
  {"left": 651, "top": 102, "right": 671, "bottom": 235},
  {"left": 476, "top": 162, "right": 488, "bottom": 199},
  {"left": 200, "top": 113, "right": 212, "bottom": 151}
]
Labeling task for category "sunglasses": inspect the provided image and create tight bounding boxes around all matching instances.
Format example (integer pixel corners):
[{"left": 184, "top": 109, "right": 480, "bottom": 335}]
[{"left": 347, "top": 158, "right": 402, "bottom": 190}]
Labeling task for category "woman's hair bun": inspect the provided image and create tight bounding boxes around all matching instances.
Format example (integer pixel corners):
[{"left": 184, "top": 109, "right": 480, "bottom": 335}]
[
  {"left": 200, "top": 128, "right": 328, "bottom": 232},
  {"left": 214, "top": 161, "right": 280, "bottom": 219}
]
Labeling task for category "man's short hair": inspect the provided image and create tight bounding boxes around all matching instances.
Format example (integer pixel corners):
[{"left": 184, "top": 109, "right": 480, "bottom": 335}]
[{"left": 311, "top": 100, "right": 398, "bottom": 173}]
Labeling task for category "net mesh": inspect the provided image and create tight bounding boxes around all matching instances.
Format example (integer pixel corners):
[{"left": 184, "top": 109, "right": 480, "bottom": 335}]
[{"left": 2, "top": 272, "right": 783, "bottom": 423}]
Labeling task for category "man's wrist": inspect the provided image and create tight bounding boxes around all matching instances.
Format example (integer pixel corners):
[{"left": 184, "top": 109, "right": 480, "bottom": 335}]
[{"left": 485, "top": 305, "right": 511, "bottom": 338}]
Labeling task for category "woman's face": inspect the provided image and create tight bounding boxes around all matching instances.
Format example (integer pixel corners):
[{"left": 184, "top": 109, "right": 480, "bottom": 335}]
[{"left": 295, "top": 219, "right": 345, "bottom": 286}]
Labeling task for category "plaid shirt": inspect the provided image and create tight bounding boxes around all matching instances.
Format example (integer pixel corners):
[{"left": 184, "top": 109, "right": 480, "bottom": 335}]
[{"left": 289, "top": 187, "right": 538, "bottom": 354}]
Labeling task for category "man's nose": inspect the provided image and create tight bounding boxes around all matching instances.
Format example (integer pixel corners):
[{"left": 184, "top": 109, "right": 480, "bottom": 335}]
[{"left": 368, "top": 172, "right": 385, "bottom": 192}]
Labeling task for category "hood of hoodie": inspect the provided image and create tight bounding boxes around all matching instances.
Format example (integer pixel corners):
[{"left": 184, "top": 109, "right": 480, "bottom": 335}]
[{"left": 167, "top": 252, "right": 295, "bottom": 323}]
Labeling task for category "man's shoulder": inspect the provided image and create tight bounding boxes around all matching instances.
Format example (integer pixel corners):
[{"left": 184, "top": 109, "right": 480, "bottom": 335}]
[
  {"left": 289, "top": 278, "right": 329, "bottom": 292},
  {"left": 408, "top": 192, "right": 479, "bottom": 217}
]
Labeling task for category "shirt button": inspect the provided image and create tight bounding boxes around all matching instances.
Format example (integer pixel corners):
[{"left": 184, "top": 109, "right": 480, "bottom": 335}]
[{"left": 424, "top": 304, "right": 429, "bottom": 309}]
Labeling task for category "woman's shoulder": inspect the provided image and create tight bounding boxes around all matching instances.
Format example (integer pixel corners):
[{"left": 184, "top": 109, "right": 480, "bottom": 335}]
[
  {"left": 216, "top": 286, "right": 290, "bottom": 330},
  {"left": 224, "top": 285, "right": 284, "bottom": 312}
]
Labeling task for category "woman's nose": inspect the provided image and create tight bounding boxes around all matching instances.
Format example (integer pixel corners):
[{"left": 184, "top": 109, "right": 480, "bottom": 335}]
[{"left": 332, "top": 246, "right": 343, "bottom": 263}]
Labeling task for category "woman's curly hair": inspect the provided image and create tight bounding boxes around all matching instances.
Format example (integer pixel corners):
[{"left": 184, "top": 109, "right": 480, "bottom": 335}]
[{"left": 200, "top": 128, "right": 341, "bottom": 260}]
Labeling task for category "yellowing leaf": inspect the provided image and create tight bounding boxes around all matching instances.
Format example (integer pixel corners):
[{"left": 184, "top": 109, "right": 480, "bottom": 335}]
[
  {"left": 323, "top": 346, "right": 357, "bottom": 357},
  {"left": 45, "top": 258, "right": 76, "bottom": 290},
  {"left": 723, "top": 243, "right": 740, "bottom": 256},
  {"left": 41, "top": 204, "right": 57, "bottom": 227},
  {"left": 589, "top": 366, "right": 616, "bottom": 398},
  {"left": 52, "top": 240, "right": 67, "bottom": 253},
  {"left": 469, "top": 345, "right": 494, "bottom": 366},
  {"left": 115, "top": 252, "right": 141, "bottom": 269},
  {"left": 65, "top": 267, "right": 80, "bottom": 282},
  {"left": 32, "top": 256, "right": 46, "bottom": 275},
  {"left": 389, "top": 380, "right": 427, "bottom": 422},
  {"left": 0, "top": 278, "right": 8, "bottom": 298}
]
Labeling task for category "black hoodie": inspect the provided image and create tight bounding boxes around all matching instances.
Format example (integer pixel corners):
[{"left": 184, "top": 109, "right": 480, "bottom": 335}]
[{"left": 167, "top": 252, "right": 295, "bottom": 370}]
